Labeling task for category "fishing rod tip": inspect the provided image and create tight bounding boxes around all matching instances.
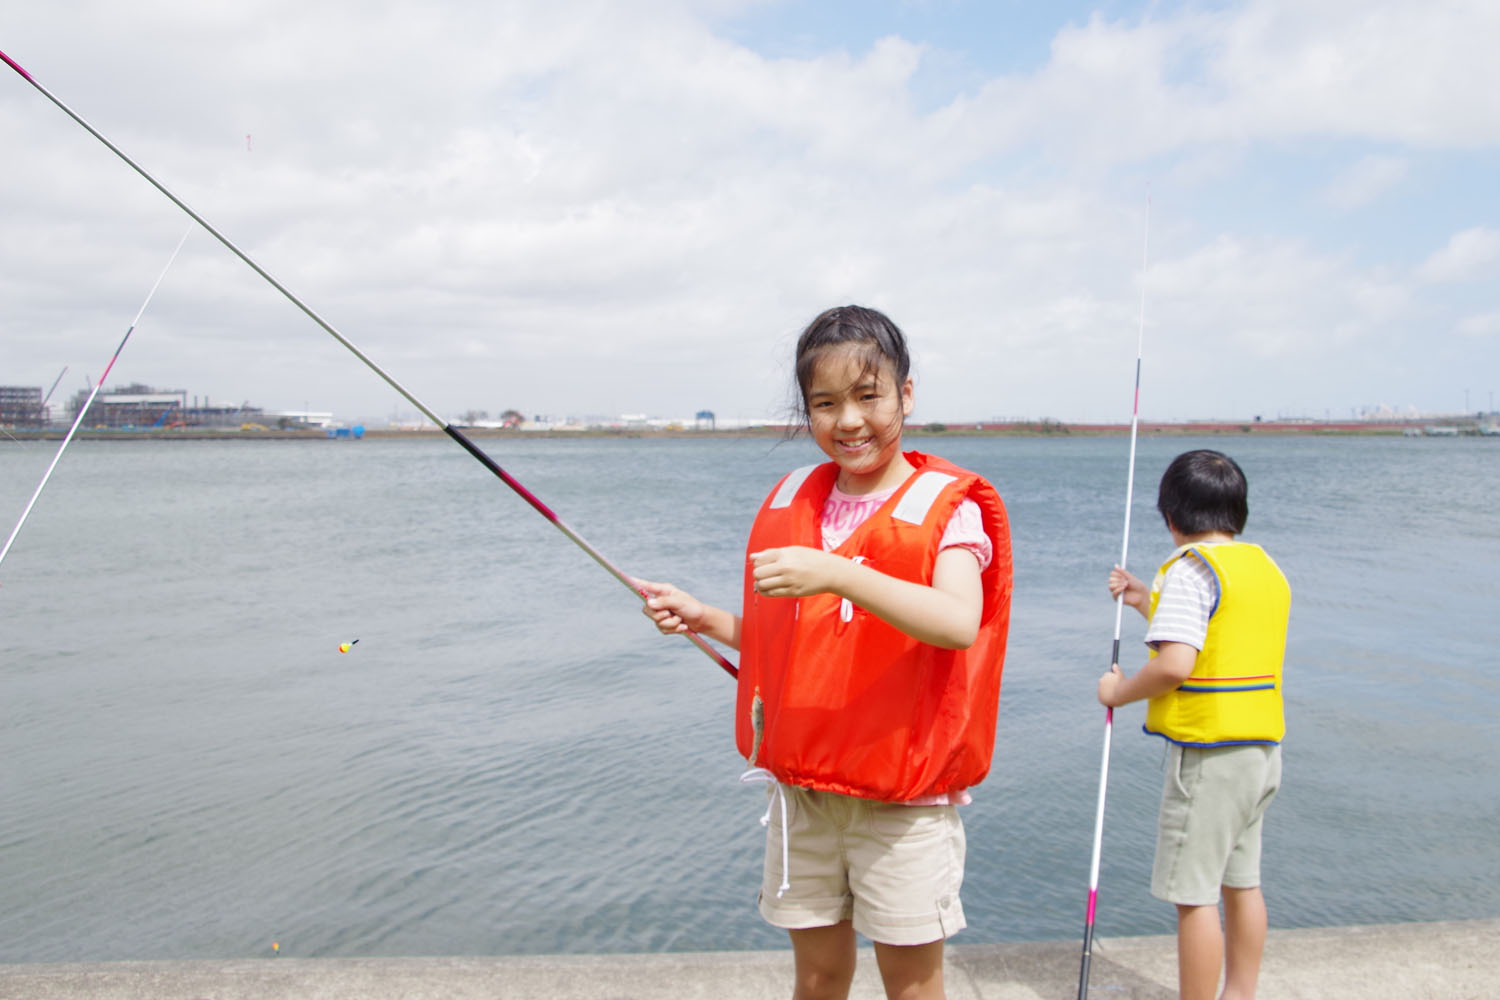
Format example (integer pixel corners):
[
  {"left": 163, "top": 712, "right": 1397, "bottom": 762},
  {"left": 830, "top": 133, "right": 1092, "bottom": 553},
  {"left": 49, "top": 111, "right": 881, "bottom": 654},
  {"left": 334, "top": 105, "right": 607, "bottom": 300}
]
[{"left": 0, "top": 48, "right": 35, "bottom": 82}]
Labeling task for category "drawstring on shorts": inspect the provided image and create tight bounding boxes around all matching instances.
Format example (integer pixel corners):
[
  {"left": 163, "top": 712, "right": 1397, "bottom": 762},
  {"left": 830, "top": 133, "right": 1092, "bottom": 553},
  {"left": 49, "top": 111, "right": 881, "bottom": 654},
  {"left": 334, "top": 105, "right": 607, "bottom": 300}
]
[{"left": 739, "top": 767, "right": 790, "bottom": 898}]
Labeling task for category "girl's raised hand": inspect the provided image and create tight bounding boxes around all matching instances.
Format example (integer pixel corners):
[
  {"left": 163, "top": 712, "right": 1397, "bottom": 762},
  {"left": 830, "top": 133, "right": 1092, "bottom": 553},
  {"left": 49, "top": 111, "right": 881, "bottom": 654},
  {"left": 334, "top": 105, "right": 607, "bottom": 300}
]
[{"left": 749, "top": 546, "right": 844, "bottom": 597}]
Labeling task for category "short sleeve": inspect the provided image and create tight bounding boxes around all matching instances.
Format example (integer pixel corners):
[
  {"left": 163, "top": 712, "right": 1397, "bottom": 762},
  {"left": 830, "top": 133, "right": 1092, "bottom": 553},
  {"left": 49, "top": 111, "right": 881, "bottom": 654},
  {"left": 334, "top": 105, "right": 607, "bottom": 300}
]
[
  {"left": 1145, "top": 554, "right": 1216, "bottom": 650},
  {"left": 938, "top": 498, "right": 992, "bottom": 571}
]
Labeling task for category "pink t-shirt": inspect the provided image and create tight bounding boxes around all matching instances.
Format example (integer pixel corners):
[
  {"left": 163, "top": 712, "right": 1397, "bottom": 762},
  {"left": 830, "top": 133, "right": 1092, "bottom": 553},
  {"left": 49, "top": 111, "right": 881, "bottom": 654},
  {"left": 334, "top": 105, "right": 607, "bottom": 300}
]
[
  {"left": 820, "top": 484, "right": 990, "bottom": 805},
  {"left": 821, "top": 486, "right": 993, "bottom": 570}
]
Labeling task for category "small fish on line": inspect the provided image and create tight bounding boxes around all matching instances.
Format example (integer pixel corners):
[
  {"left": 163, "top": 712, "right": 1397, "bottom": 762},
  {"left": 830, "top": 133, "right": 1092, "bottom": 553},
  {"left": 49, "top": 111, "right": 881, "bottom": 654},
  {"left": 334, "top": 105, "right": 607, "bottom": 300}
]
[{"left": 338, "top": 639, "right": 360, "bottom": 653}]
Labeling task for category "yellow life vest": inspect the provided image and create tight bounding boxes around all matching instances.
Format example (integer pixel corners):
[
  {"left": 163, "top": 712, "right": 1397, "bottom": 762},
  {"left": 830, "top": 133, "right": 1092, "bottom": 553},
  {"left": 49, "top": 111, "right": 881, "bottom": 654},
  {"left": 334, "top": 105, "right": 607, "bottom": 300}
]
[{"left": 1143, "top": 542, "right": 1290, "bottom": 747}]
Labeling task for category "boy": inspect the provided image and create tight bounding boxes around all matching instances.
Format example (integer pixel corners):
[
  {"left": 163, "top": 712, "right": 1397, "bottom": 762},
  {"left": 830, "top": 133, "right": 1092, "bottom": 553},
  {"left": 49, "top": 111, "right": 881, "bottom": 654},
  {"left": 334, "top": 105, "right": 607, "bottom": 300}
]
[{"left": 1098, "top": 449, "right": 1290, "bottom": 1000}]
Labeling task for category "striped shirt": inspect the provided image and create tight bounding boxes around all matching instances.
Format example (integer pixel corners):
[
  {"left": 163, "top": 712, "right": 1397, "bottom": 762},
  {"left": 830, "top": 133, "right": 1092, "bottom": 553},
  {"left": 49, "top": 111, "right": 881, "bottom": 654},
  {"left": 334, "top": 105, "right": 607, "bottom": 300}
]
[{"left": 1145, "top": 552, "right": 1216, "bottom": 651}]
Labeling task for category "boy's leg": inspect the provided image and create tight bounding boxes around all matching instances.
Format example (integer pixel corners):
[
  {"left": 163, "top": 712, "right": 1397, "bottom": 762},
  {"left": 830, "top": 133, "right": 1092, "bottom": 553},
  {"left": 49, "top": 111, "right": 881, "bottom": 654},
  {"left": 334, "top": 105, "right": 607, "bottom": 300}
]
[
  {"left": 1156, "top": 744, "right": 1279, "bottom": 1000},
  {"left": 790, "top": 921, "right": 857, "bottom": 1000},
  {"left": 1175, "top": 903, "right": 1223, "bottom": 1000},
  {"left": 872, "top": 939, "right": 945, "bottom": 1000},
  {"left": 1219, "top": 745, "right": 1277, "bottom": 1000},
  {"left": 1220, "top": 885, "right": 1267, "bottom": 1000}
]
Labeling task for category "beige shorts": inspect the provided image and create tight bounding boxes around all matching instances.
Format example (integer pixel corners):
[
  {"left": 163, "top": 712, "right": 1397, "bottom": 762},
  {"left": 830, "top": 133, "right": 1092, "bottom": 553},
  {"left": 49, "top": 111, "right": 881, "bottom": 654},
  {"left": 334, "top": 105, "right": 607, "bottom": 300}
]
[
  {"left": 757, "top": 784, "right": 966, "bottom": 946},
  {"left": 1152, "top": 742, "right": 1282, "bottom": 906}
]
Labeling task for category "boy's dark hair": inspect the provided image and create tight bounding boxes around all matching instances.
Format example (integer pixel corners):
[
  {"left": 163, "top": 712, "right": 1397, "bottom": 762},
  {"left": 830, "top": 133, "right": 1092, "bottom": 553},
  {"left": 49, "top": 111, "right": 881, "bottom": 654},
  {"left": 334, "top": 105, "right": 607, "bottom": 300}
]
[{"left": 1157, "top": 449, "right": 1249, "bottom": 535}]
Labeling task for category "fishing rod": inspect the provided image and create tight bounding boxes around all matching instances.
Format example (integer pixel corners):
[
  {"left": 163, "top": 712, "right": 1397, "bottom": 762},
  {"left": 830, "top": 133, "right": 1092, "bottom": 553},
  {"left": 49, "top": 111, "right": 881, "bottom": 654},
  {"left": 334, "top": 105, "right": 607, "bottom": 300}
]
[
  {"left": 0, "top": 367, "right": 66, "bottom": 448},
  {"left": 41, "top": 366, "right": 69, "bottom": 409},
  {"left": 0, "top": 229, "right": 191, "bottom": 573},
  {"left": 0, "top": 46, "right": 737, "bottom": 679},
  {"left": 1077, "top": 198, "right": 1150, "bottom": 999}
]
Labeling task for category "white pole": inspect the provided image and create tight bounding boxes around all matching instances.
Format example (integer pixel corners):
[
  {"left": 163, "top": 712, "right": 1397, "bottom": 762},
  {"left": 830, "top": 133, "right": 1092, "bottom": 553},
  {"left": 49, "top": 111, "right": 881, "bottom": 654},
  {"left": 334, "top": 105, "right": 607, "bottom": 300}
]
[
  {"left": 0, "top": 229, "right": 191, "bottom": 571},
  {"left": 1078, "top": 196, "right": 1150, "bottom": 998}
]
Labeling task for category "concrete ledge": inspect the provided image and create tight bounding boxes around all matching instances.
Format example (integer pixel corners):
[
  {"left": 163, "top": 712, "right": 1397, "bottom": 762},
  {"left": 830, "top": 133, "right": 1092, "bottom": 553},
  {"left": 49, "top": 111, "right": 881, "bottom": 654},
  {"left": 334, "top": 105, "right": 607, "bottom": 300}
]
[{"left": 2, "top": 919, "right": 1495, "bottom": 999}]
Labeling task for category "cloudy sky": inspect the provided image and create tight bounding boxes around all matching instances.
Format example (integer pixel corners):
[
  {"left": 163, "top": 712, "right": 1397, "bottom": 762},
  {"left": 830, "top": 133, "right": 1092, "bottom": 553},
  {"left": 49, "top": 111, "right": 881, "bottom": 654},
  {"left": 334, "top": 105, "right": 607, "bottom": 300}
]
[{"left": 2, "top": 0, "right": 1496, "bottom": 425}]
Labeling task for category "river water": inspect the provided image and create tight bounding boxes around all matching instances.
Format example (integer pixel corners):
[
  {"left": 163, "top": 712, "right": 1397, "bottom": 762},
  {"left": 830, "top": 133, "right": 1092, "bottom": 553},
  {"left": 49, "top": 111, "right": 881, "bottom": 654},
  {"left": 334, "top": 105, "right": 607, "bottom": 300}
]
[{"left": 1, "top": 432, "right": 1496, "bottom": 961}]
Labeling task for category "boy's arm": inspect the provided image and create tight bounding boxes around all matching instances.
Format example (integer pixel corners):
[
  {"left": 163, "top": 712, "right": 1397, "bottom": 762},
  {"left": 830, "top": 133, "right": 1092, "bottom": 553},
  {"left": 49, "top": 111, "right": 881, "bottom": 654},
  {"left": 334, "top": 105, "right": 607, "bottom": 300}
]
[
  {"left": 1097, "top": 641, "right": 1197, "bottom": 707},
  {"left": 747, "top": 544, "right": 983, "bottom": 650},
  {"left": 1108, "top": 565, "right": 1150, "bottom": 620}
]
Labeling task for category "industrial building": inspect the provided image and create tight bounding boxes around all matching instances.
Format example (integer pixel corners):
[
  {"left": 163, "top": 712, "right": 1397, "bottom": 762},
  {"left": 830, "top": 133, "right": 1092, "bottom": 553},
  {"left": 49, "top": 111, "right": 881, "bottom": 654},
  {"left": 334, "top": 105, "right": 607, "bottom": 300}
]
[
  {"left": 63, "top": 384, "right": 272, "bottom": 429},
  {"left": 1, "top": 381, "right": 277, "bottom": 430},
  {"left": 0, "top": 386, "right": 49, "bottom": 428}
]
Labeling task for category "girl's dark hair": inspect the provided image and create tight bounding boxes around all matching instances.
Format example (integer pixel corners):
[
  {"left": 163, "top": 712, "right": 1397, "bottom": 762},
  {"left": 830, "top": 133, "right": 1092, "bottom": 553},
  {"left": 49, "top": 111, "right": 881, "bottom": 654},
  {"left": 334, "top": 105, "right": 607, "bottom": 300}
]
[
  {"left": 791, "top": 305, "right": 911, "bottom": 425},
  {"left": 1157, "top": 449, "right": 1249, "bottom": 535}
]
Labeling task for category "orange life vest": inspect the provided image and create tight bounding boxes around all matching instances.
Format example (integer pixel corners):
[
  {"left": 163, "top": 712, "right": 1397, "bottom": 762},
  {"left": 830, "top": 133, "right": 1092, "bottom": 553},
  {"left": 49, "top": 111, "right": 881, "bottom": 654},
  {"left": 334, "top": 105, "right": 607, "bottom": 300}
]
[{"left": 736, "top": 452, "right": 1012, "bottom": 801}]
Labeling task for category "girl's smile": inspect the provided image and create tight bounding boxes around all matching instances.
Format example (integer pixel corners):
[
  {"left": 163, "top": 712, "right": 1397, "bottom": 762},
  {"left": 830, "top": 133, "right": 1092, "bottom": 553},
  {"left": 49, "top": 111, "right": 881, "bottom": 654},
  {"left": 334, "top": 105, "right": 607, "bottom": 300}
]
[{"left": 804, "top": 346, "right": 915, "bottom": 494}]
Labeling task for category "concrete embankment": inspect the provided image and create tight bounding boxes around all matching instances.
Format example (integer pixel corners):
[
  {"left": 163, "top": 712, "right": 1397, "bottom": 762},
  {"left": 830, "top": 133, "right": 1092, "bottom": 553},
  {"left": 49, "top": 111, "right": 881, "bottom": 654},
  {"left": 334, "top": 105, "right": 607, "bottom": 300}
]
[{"left": 1, "top": 918, "right": 1493, "bottom": 999}]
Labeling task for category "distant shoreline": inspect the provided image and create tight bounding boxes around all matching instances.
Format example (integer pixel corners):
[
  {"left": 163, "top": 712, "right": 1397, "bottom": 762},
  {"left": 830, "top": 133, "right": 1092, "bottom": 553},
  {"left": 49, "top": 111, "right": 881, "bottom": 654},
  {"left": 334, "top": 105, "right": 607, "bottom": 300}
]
[{"left": 5, "top": 419, "right": 1488, "bottom": 441}]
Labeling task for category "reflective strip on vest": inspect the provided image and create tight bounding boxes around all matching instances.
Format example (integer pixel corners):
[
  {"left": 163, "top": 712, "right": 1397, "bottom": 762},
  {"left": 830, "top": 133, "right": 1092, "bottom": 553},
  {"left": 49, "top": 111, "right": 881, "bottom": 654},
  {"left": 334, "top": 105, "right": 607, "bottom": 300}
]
[
  {"left": 891, "top": 471, "right": 958, "bottom": 524},
  {"left": 770, "top": 465, "right": 819, "bottom": 509}
]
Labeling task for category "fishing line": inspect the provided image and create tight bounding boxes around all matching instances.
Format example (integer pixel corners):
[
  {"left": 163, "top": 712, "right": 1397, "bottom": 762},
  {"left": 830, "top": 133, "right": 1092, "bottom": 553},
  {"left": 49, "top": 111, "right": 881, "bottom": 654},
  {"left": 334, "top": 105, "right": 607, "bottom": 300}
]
[
  {"left": 0, "top": 228, "right": 191, "bottom": 573},
  {"left": 0, "top": 47, "right": 737, "bottom": 678},
  {"left": 1077, "top": 196, "right": 1150, "bottom": 999}
]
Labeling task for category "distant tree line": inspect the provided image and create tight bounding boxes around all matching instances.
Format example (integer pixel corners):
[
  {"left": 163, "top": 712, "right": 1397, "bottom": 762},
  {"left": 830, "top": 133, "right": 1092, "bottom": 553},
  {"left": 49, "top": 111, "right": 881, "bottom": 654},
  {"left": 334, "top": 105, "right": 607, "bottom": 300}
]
[{"left": 456, "top": 409, "right": 525, "bottom": 427}]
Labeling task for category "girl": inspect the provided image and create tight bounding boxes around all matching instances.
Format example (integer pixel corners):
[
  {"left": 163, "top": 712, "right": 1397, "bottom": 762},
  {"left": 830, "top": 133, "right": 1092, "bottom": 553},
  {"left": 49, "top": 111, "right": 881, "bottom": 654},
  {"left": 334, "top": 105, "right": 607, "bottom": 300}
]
[{"left": 638, "top": 306, "right": 1012, "bottom": 1000}]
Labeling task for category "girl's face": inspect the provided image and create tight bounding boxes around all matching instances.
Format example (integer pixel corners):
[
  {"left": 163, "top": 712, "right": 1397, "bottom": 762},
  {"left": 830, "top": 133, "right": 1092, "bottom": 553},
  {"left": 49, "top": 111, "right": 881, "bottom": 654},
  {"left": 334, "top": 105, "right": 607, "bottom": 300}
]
[{"left": 803, "top": 346, "right": 914, "bottom": 494}]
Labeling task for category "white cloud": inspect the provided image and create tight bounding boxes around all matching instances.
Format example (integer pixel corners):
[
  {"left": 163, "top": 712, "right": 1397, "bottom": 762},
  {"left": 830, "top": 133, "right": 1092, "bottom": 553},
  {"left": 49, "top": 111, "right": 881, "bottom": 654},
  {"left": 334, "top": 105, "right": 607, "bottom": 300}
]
[
  {"left": 1457, "top": 312, "right": 1500, "bottom": 338},
  {"left": 1210, "top": 0, "right": 1500, "bottom": 147},
  {"left": 946, "top": 0, "right": 1500, "bottom": 168},
  {"left": 1322, "top": 155, "right": 1409, "bottom": 209},
  {"left": 1, "top": 0, "right": 1496, "bottom": 424},
  {"left": 1418, "top": 228, "right": 1500, "bottom": 283},
  {"left": 1148, "top": 235, "right": 1405, "bottom": 362}
]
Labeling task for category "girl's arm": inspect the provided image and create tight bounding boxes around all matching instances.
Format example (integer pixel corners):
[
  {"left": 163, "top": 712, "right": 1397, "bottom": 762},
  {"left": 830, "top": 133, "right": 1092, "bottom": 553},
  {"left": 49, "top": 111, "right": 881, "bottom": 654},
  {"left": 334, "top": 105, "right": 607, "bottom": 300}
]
[
  {"left": 1097, "top": 640, "right": 1197, "bottom": 707},
  {"left": 748, "top": 545, "right": 983, "bottom": 650},
  {"left": 634, "top": 578, "right": 743, "bottom": 651}
]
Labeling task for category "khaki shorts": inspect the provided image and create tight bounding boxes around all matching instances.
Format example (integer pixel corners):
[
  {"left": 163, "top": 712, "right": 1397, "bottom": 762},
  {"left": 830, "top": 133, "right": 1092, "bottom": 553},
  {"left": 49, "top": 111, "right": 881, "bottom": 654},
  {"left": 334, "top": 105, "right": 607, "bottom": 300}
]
[
  {"left": 757, "top": 785, "right": 966, "bottom": 946},
  {"left": 1152, "top": 742, "right": 1282, "bottom": 906}
]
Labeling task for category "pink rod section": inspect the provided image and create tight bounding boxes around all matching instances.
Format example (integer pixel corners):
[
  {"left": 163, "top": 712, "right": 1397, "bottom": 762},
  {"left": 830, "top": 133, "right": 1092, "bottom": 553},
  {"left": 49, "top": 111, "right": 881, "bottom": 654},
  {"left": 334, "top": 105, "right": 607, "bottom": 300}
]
[{"left": 0, "top": 48, "right": 36, "bottom": 82}]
